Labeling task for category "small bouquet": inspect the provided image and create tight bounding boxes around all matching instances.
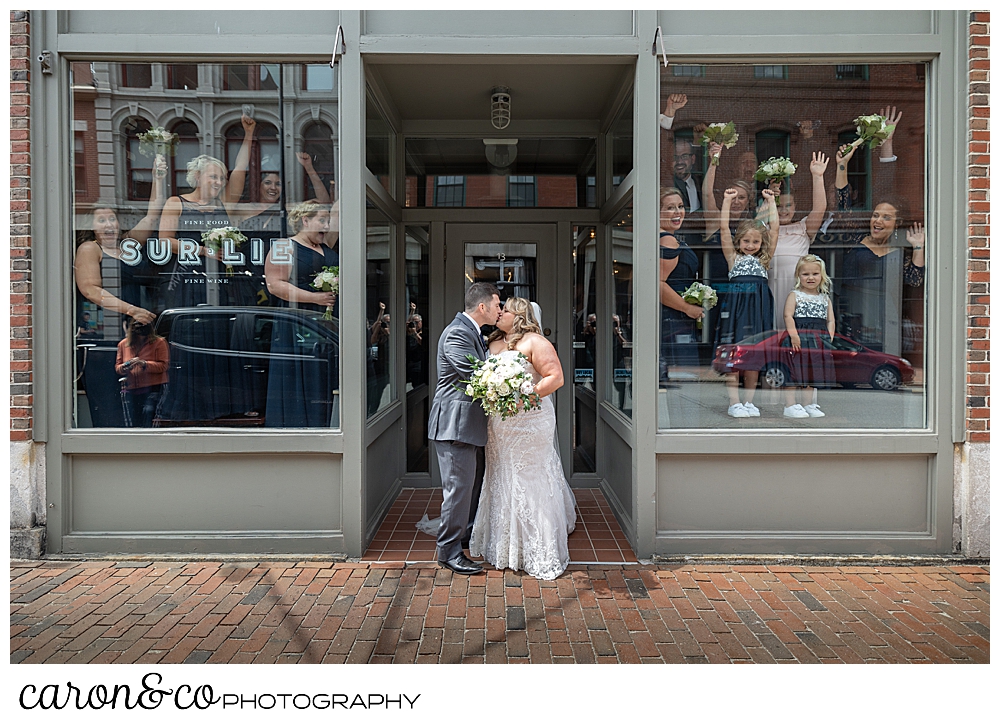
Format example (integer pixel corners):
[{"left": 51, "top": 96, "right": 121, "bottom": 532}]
[
  {"left": 136, "top": 126, "right": 178, "bottom": 157},
  {"left": 850, "top": 113, "right": 895, "bottom": 150},
  {"left": 311, "top": 265, "right": 340, "bottom": 320},
  {"left": 699, "top": 122, "right": 739, "bottom": 166},
  {"left": 754, "top": 157, "right": 797, "bottom": 202},
  {"left": 201, "top": 227, "right": 248, "bottom": 276},
  {"left": 681, "top": 282, "right": 718, "bottom": 329},
  {"left": 462, "top": 352, "right": 541, "bottom": 420}
]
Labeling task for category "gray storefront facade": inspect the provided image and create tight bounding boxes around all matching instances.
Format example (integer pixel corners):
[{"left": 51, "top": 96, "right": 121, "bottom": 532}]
[{"left": 18, "top": 10, "right": 984, "bottom": 560}]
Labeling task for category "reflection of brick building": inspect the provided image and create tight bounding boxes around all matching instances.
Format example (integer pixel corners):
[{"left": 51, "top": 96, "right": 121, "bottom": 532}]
[
  {"left": 659, "top": 63, "right": 926, "bottom": 219},
  {"left": 69, "top": 61, "right": 338, "bottom": 222}
]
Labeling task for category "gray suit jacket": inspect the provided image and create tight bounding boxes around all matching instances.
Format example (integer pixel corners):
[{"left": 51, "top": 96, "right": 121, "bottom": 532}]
[{"left": 427, "top": 313, "right": 488, "bottom": 446}]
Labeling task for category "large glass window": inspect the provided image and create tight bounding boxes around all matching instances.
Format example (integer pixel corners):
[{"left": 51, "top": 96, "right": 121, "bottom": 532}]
[
  {"left": 572, "top": 225, "right": 598, "bottom": 473},
  {"left": 405, "top": 226, "right": 430, "bottom": 472},
  {"left": 366, "top": 209, "right": 394, "bottom": 418},
  {"left": 70, "top": 61, "right": 340, "bottom": 429},
  {"left": 610, "top": 93, "right": 634, "bottom": 190},
  {"left": 366, "top": 90, "right": 392, "bottom": 192},
  {"left": 609, "top": 203, "right": 634, "bottom": 417},
  {"left": 657, "top": 63, "right": 926, "bottom": 430}
]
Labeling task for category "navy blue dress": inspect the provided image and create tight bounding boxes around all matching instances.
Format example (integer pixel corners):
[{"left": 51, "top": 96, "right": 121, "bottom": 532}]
[
  {"left": 235, "top": 206, "right": 286, "bottom": 307},
  {"left": 788, "top": 291, "right": 835, "bottom": 388},
  {"left": 716, "top": 254, "right": 774, "bottom": 346},
  {"left": 265, "top": 242, "right": 340, "bottom": 428},
  {"left": 659, "top": 233, "right": 700, "bottom": 380},
  {"left": 162, "top": 198, "right": 232, "bottom": 309}
]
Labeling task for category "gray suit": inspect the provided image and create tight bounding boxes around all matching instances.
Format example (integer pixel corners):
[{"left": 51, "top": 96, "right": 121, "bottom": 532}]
[{"left": 428, "top": 312, "right": 488, "bottom": 561}]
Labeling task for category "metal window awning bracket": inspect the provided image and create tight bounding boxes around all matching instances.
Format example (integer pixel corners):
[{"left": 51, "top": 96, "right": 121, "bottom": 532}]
[
  {"left": 330, "top": 25, "right": 345, "bottom": 67},
  {"left": 652, "top": 26, "right": 668, "bottom": 68}
]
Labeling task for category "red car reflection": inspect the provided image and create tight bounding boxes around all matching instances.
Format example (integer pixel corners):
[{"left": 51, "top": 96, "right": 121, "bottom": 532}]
[{"left": 712, "top": 330, "right": 916, "bottom": 391}]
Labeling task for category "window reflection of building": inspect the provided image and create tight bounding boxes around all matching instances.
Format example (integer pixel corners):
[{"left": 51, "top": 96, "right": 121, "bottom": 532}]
[
  {"left": 166, "top": 64, "right": 198, "bottom": 90},
  {"left": 124, "top": 116, "right": 152, "bottom": 200}
]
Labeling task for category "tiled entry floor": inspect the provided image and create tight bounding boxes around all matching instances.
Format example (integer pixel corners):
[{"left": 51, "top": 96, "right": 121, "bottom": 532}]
[{"left": 361, "top": 488, "right": 638, "bottom": 564}]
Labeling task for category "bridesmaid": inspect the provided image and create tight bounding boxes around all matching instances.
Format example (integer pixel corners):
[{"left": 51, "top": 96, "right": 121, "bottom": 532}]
[
  {"left": 263, "top": 201, "right": 340, "bottom": 427},
  {"left": 658, "top": 186, "right": 703, "bottom": 386}
]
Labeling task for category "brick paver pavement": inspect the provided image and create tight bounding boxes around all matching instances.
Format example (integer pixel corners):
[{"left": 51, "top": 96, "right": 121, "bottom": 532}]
[{"left": 10, "top": 561, "right": 989, "bottom": 664}]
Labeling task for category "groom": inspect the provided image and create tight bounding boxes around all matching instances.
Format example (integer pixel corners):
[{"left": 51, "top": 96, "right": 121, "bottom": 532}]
[{"left": 428, "top": 282, "right": 502, "bottom": 575}]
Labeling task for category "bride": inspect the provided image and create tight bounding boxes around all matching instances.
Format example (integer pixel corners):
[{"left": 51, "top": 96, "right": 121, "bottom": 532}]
[{"left": 469, "top": 297, "right": 577, "bottom": 580}]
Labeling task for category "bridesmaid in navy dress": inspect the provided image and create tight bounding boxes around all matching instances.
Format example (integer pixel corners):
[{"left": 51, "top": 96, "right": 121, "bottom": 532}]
[
  {"left": 658, "top": 187, "right": 703, "bottom": 385},
  {"left": 264, "top": 201, "right": 340, "bottom": 427}
]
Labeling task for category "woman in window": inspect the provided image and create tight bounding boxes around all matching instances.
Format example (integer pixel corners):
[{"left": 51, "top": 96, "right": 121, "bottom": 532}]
[
  {"left": 73, "top": 155, "right": 168, "bottom": 427},
  {"left": 157, "top": 115, "right": 255, "bottom": 308},
  {"left": 235, "top": 151, "right": 332, "bottom": 306},
  {"left": 833, "top": 107, "right": 925, "bottom": 354},
  {"left": 659, "top": 187, "right": 703, "bottom": 387},
  {"left": 263, "top": 201, "right": 340, "bottom": 427}
]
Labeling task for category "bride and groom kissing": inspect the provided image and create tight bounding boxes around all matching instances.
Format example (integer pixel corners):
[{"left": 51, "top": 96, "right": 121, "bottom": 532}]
[{"left": 427, "top": 282, "right": 577, "bottom": 580}]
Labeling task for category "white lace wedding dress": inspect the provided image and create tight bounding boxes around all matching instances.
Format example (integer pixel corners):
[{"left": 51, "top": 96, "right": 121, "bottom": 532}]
[{"left": 469, "top": 351, "right": 577, "bottom": 580}]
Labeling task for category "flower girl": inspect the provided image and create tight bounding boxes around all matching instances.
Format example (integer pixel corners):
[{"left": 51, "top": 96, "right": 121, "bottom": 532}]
[
  {"left": 717, "top": 186, "right": 778, "bottom": 418},
  {"left": 781, "top": 255, "right": 836, "bottom": 419}
]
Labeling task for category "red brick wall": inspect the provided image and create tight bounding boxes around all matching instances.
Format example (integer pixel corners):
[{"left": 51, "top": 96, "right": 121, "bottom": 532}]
[
  {"left": 967, "top": 11, "right": 990, "bottom": 443},
  {"left": 10, "top": 10, "right": 31, "bottom": 442}
]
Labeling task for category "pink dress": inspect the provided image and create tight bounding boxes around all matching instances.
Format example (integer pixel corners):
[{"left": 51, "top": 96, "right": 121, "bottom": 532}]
[{"left": 768, "top": 219, "right": 811, "bottom": 330}]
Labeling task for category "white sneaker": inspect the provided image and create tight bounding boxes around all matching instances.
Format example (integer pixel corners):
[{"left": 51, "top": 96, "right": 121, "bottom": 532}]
[
  {"left": 743, "top": 401, "right": 761, "bottom": 417},
  {"left": 804, "top": 404, "right": 825, "bottom": 418},
  {"left": 728, "top": 403, "right": 750, "bottom": 418},
  {"left": 783, "top": 404, "right": 810, "bottom": 419}
]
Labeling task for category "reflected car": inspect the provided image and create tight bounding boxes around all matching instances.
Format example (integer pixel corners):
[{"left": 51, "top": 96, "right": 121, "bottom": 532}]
[
  {"left": 712, "top": 330, "right": 915, "bottom": 391},
  {"left": 152, "top": 306, "right": 339, "bottom": 426}
]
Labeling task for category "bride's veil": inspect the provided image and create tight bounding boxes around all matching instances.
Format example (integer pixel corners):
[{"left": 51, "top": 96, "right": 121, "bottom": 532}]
[{"left": 529, "top": 301, "right": 542, "bottom": 328}]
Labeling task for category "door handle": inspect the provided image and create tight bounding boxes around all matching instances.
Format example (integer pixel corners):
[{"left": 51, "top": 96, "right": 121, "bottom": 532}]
[{"left": 543, "top": 327, "right": 551, "bottom": 336}]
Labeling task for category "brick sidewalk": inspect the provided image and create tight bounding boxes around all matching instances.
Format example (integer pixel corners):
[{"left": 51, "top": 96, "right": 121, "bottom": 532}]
[{"left": 10, "top": 561, "right": 989, "bottom": 664}]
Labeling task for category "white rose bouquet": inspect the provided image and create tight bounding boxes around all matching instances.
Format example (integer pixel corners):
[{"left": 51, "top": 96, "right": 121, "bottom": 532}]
[
  {"left": 310, "top": 265, "right": 340, "bottom": 320},
  {"left": 850, "top": 113, "right": 896, "bottom": 150},
  {"left": 201, "top": 226, "right": 248, "bottom": 276},
  {"left": 681, "top": 282, "right": 718, "bottom": 330},
  {"left": 754, "top": 156, "right": 797, "bottom": 202},
  {"left": 136, "top": 126, "right": 178, "bottom": 157},
  {"left": 699, "top": 122, "right": 739, "bottom": 166},
  {"left": 462, "top": 351, "right": 542, "bottom": 420}
]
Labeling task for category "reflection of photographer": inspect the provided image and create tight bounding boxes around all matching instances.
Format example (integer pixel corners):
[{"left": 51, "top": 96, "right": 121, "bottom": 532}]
[{"left": 115, "top": 318, "right": 169, "bottom": 427}]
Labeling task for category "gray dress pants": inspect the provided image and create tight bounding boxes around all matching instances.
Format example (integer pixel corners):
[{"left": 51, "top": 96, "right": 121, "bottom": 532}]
[{"left": 434, "top": 439, "right": 485, "bottom": 562}]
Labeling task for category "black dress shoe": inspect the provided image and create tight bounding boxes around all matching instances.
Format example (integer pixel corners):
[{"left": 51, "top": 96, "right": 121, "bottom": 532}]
[{"left": 439, "top": 553, "right": 484, "bottom": 575}]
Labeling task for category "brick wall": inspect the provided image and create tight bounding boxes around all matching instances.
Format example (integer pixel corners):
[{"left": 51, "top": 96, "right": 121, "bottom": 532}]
[
  {"left": 10, "top": 10, "right": 32, "bottom": 442},
  {"left": 967, "top": 11, "right": 990, "bottom": 444}
]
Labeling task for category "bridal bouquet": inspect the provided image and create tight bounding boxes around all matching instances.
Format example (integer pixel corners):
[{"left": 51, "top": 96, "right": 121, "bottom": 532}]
[
  {"left": 754, "top": 156, "right": 797, "bottom": 185},
  {"left": 136, "top": 126, "right": 178, "bottom": 157},
  {"left": 311, "top": 266, "right": 340, "bottom": 320},
  {"left": 201, "top": 226, "right": 248, "bottom": 276},
  {"left": 681, "top": 282, "right": 718, "bottom": 329},
  {"left": 699, "top": 122, "right": 739, "bottom": 166},
  {"left": 850, "top": 113, "right": 895, "bottom": 150},
  {"left": 463, "top": 352, "right": 541, "bottom": 420}
]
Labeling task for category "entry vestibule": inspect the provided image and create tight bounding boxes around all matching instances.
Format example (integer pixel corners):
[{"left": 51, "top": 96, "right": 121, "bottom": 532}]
[{"left": 361, "top": 56, "right": 638, "bottom": 552}]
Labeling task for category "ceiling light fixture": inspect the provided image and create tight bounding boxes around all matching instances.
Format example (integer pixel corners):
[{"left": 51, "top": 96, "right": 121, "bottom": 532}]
[{"left": 491, "top": 86, "right": 511, "bottom": 130}]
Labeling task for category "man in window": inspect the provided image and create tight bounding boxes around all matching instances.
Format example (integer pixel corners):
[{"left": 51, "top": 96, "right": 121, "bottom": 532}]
[{"left": 671, "top": 139, "right": 701, "bottom": 213}]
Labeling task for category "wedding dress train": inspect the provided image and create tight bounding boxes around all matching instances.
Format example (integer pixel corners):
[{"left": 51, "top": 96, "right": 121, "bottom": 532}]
[{"left": 469, "top": 352, "right": 576, "bottom": 580}]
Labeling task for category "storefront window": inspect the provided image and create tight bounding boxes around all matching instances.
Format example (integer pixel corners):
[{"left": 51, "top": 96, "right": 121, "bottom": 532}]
[
  {"left": 366, "top": 209, "right": 394, "bottom": 418},
  {"left": 572, "top": 225, "right": 597, "bottom": 473},
  {"left": 609, "top": 203, "right": 634, "bottom": 417},
  {"left": 405, "top": 226, "right": 430, "bottom": 472},
  {"left": 366, "top": 89, "right": 392, "bottom": 193},
  {"left": 71, "top": 61, "right": 340, "bottom": 429},
  {"left": 610, "top": 93, "right": 634, "bottom": 190},
  {"left": 657, "top": 63, "right": 926, "bottom": 430}
]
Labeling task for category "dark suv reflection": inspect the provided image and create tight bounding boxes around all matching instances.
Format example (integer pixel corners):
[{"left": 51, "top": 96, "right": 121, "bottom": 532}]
[{"left": 153, "top": 307, "right": 339, "bottom": 427}]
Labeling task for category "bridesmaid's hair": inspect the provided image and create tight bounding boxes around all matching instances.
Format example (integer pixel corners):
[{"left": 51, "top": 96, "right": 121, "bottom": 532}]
[
  {"left": 288, "top": 201, "right": 329, "bottom": 233},
  {"left": 185, "top": 155, "right": 227, "bottom": 188},
  {"left": 488, "top": 296, "right": 542, "bottom": 349},
  {"left": 793, "top": 254, "right": 832, "bottom": 295},
  {"left": 660, "top": 186, "right": 683, "bottom": 204}
]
